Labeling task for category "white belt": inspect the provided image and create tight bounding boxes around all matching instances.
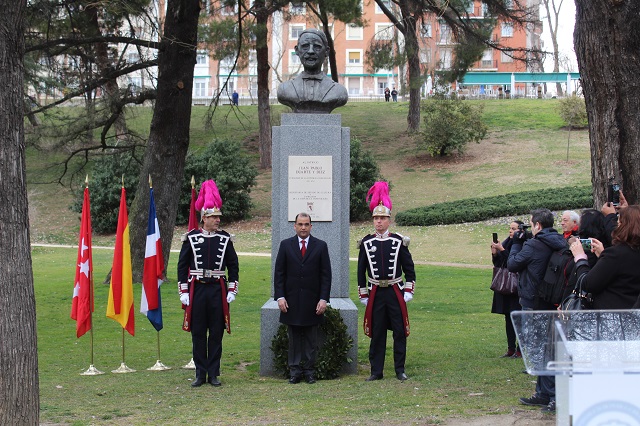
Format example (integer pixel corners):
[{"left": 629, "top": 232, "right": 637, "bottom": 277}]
[
  {"left": 368, "top": 277, "right": 403, "bottom": 288},
  {"left": 192, "top": 269, "right": 224, "bottom": 278}
]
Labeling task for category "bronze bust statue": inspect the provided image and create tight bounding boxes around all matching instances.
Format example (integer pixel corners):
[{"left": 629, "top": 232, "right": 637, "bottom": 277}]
[{"left": 277, "top": 29, "right": 348, "bottom": 114}]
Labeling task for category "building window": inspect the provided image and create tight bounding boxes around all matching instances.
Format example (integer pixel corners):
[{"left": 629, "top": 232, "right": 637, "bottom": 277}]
[
  {"left": 219, "top": 56, "right": 235, "bottom": 75},
  {"left": 127, "top": 52, "right": 140, "bottom": 64},
  {"left": 290, "top": 24, "right": 305, "bottom": 40},
  {"left": 420, "top": 23, "right": 432, "bottom": 38},
  {"left": 501, "top": 23, "right": 513, "bottom": 37},
  {"left": 194, "top": 81, "right": 207, "bottom": 97},
  {"left": 439, "top": 48, "right": 452, "bottom": 69},
  {"left": 419, "top": 49, "right": 431, "bottom": 64},
  {"left": 196, "top": 52, "right": 208, "bottom": 65},
  {"left": 501, "top": 51, "right": 514, "bottom": 63},
  {"left": 248, "top": 50, "right": 257, "bottom": 75},
  {"left": 439, "top": 23, "right": 452, "bottom": 44},
  {"left": 377, "top": 81, "right": 388, "bottom": 95},
  {"left": 348, "top": 51, "right": 361, "bottom": 64},
  {"left": 319, "top": 24, "right": 333, "bottom": 39},
  {"left": 346, "top": 24, "right": 363, "bottom": 40},
  {"left": 290, "top": 50, "right": 301, "bottom": 67},
  {"left": 289, "top": 1, "right": 305, "bottom": 14},
  {"left": 375, "top": 23, "right": 394, "bottom": 40},
  {"left": 481, "top": 49, "right": 493, "bottom": 67},
  {"left": 348, "top": 77, "right": 360, "bottom": 95},
  {"left": 375, "top": 0, "right": 392, "bottom": 13},
  {"left": 220, "top": 3, "right": 237, "bottom": 15},
  {"left": 464, "top": 0, "right": 474, "bottom": 14},
  {"left": 129, "top": 77, "right": 142, "bottom": 89}
]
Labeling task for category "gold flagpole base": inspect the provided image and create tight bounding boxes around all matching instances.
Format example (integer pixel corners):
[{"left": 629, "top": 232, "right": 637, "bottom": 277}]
[
  {"left": 147, "top": 360, "right": 171, "bottom": 371},
  {"left": 182, "top": 358, "right": 196, "bottom": 369},
  {"left": 80, "top": 364, "right": 105, "bottom": 376},
  {"left": 111, "top": 362, "right": 136, "bottom": 373}
]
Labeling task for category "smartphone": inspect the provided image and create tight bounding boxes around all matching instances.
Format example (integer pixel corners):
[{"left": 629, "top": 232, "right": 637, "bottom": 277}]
[
  {"left": 608, "top": 182, "right": 621, "bottom": 206},
  {"left": 492, "top": 233, "right": 498, "bottom": 243},
  {"left": 580, "top": 238, "right": 592, "bottom": 251}
]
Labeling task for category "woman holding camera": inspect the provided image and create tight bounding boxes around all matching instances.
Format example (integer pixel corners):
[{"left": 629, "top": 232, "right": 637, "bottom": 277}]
[
  {"left": 562, "top": 209, "right": 610, "bottom": 301},
  {"left": 569, "top": 205, "right": 640, "bottom": 309},
  {"left": 490, "top": 221, "right": 523, "bottom": 358}
]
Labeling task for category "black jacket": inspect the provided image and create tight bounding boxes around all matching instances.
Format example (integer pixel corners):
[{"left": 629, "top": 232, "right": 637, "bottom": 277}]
[
  {"left": 273, "top": 235, "right": 332, "bottom": 326},
  {"left": 574, "top": 243, "right": 640, "bottom": 309},
  {"left": 507, "top": 228, "right": 567, "bottom": 308}
]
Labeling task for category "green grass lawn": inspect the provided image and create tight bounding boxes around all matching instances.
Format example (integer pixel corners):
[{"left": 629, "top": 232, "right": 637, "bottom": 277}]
[
  {"left": 36, "top": 247, "right": 535, "bottom": 425},
  {"left": 31, "top": 99, "right": 588, "bottom": 423}
]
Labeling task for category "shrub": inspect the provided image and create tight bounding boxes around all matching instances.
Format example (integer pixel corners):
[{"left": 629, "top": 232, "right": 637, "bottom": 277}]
[
  {"left": 270, "top": 306, "right": 353, "bottom": 380},
  {"left": 70, "top": 151, "right": 141, "bottom": 234},
  {"left": 419, "top": 94, "right": 488, "bottom": 156},
  {"left": 395, "top": 186, "right": 593, "bottom": 226},
  {"left": 73, "top": 139, "right": 257, "bottom": 233},
  {"left": 350, "top": 138, "right": 386, "bottom": 221},
  {"left": 558, "top": 95, "right": 588, "bottom": 128},
  {"left": 178, "top": 139, "right": 258, "bottom": 223}
]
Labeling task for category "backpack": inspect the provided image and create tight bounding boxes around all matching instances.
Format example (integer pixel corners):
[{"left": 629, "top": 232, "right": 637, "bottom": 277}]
[{"left": 538, "top": 248, "right": 574, "bottom": 305}]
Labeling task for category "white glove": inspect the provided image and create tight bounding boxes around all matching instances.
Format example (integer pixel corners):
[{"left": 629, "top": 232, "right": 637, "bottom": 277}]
[
  {"left": 226, "top": 292, "right": 236, "bottom": 304},
  {"left": 403, "top": 292, "right": 413, "bottom": 303},
  {"left": 180, "top": 293, "right": 190, "bottom": 306},
  {"left": 360, "top": 297, "right": 368, "bottom": 306}
]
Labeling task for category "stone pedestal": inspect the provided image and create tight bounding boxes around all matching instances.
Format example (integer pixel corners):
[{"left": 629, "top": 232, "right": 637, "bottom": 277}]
[{"left": 259, "top": 113, "right": 358, "bottom": 376}]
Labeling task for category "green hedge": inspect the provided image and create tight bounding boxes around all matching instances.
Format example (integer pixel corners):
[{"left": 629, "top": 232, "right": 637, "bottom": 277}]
[{"left": 395, "top": 186, "right": 593, "bottom": 226}]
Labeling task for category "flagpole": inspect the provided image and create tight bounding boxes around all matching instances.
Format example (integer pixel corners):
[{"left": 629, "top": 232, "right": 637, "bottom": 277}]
[
  {"left": 148, "top": 331, "right": 170, "bottom": 371},
  {"left": 112, "top": 328, "right": 136, "bottom": 373},
  {"left": 183, "top": 176, "right": 196, "bottom": 370},
  {"left": 80, "top": 175, "right": 104, "bottom": 376}
]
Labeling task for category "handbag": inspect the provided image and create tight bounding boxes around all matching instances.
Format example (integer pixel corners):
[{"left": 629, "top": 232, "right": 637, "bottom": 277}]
[
  {"left": 560, "top": 274, "right": 593, "bottom": 311},
  {"left": 490, "top": 266, "right": 519, "bottom": 295}
]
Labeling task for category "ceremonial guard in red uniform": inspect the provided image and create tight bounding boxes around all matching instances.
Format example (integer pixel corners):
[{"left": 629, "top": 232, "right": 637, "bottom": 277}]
[
  {"left": 177, "top": 180, "right": 239, "bottom": 387},
  {"left": 358, "top": 182, "right": 415, "bottom": 382}
]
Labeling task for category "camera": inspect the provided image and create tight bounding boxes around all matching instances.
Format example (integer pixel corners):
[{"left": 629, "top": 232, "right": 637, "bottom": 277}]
[
  {"left": 608, "top": 180, "right": 621, "bottom": 206},
  {"left": 580, "top": 238, "right": 592, "bottom": 251},
  {"left": 515, "top": 223, "right": 532, "bottom": 241}
]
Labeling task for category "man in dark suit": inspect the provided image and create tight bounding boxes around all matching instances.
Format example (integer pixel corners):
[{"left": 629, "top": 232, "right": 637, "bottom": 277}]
[
  {"left": 276, "top": 29, "right": 348, "bottom": 114},
  {"left": 274, "top": 212, "right": 332, "bottom": 384}
]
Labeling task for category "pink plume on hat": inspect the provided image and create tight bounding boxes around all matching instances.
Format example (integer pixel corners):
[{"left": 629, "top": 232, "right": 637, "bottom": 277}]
[
  {"left": 366, "top": 181, "right": 392, "bottom": 212},
  {"left": 195, "top": 179, "right": 222, "bottom": 212}
]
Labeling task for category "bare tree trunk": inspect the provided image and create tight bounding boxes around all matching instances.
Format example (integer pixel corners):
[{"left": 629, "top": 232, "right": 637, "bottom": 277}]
[
  {"left": 542, "top": 0, "right": 564, "bottom": 96},
  {"left": 84, "top": 3, "right": 128, "bottom": 139},
  {"left": 0, "top": 1, "right": 40, "bottom": 424},
  {"left": 255, "top": 3, "right": 272, "bottom": 169},
  {"left": 399, "top": 0, "right": 421, "bottom": 132},
  {"left": 129, "top": 0, "right": 200, "bottom": 281},
  {"left": 574, "top": 0, "right": 640, "bottom": 206}
]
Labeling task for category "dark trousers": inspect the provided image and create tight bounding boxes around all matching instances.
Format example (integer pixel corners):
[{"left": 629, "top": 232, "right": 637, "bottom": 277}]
[
  {"left": 287, "top": 324, "right": 318, "bottom": 378},
  {"left": 521, "top": 306, "right": 555, "bottom": 401},
  {"left": 369, "top": 287, "right": 406, "bottom": 377},
  {"left": 191, "top": 283, "right": 224, "bottom": 379}
]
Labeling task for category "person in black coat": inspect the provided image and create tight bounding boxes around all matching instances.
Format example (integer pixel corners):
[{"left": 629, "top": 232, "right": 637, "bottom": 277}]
[
  {"left": 274, "top": 212, "right": 332, "bottom": 384},
  {"left": 490, "top": 221, "right": 523, "bottom": 358},
  {"left": 569, "top": 205, "right": 640, "bottom": 309},
  {"left": 508, "top": 208, "right": 567, "bottom": 413}
]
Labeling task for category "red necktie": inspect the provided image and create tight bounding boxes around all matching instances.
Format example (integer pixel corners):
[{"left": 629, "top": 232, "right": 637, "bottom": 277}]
[{"left": 301, "top": 240, "right": 306, "bottom": 257}]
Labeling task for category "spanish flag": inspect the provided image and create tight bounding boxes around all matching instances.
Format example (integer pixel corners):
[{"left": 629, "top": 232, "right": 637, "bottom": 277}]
[{"left": 106, "top": 186, "right": 135, "bottom": 335}]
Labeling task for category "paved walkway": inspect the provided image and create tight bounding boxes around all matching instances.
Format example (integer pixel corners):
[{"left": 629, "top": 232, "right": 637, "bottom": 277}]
[{"left": 32, "top": 243, "right": 490, "bottom": 269}]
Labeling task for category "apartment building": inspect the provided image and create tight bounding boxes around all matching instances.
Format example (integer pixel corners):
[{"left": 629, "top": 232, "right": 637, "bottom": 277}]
[
  {"left": 114, "top": 0, "right": 541, "bottom": 103},
  {"left": 193, "top": 0, "right": 542, "bottom": 102}
]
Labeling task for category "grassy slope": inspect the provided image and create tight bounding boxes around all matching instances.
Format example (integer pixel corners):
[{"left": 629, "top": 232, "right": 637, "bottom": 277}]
[{"left": 27, "top": 98, "right": 591, "bottom": 266}]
